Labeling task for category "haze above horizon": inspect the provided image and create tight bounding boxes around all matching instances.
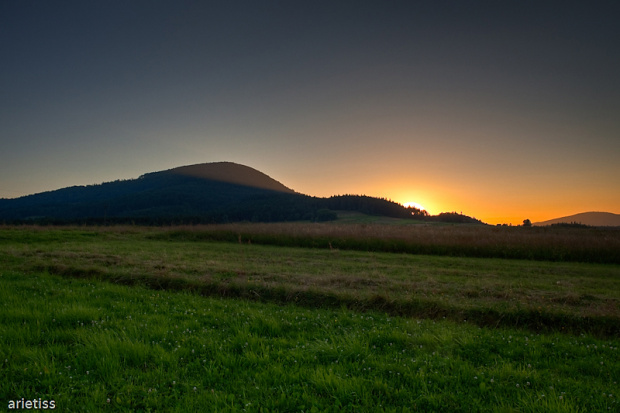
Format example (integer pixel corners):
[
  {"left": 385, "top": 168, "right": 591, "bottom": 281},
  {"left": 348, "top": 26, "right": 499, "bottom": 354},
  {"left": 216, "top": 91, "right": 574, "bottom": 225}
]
[{"left": 1, "top": 1, "right": 618, "bottom": 225}]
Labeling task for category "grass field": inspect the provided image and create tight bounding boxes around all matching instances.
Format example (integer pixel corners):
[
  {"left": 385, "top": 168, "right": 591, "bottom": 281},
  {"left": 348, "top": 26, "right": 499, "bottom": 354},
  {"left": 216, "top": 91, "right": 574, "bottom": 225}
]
[
  {"left": 151, "top": 221, "right": 620, "bottom": 264},
  {"left": 1, "top": 225, "right": 619, "bottom": 411}
]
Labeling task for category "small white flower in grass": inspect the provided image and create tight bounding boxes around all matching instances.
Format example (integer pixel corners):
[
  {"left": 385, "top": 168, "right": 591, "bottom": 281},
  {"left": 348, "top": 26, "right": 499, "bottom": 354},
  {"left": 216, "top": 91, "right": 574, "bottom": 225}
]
[
  {"left": 193, "top": 387, "right": 197, "bottom": 391},
  {"left": 107, "top": 399, "right": 110, "bottom": 403},
  {"left": 516, "top": 384, "right": 520, "bottom": 388}
]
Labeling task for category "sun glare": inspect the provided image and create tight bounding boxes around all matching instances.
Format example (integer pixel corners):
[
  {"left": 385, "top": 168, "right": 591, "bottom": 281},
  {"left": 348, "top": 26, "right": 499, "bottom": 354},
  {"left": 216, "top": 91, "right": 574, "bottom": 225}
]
[{"left": 403, "top": 201, "right": 426, "bottom": 211}]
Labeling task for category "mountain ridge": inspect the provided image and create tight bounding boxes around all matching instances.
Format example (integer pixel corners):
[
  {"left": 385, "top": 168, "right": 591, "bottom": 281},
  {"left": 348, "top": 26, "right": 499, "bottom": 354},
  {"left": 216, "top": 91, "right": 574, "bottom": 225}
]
[
  {"left": 149, "top": 162, "right": 295, "bottom": 194},
  {"left": 534, "top": 212, "right": 620, "bottom": 227},
  {"left": 0, "top": 162, "right": 299, "bottom": 222},
  {"left": 0, "top": 161, "right": 479, "bottom": 224}
]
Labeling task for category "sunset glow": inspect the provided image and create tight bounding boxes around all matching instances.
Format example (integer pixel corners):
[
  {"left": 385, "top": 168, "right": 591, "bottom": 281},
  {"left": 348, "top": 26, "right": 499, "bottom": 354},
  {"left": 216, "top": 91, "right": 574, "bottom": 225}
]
[
  {"left": 0, "top": 2, "right": 618, "bottom": 226},
  {"left": 402, "top": 202, "right": 426, "bottom": 212}
]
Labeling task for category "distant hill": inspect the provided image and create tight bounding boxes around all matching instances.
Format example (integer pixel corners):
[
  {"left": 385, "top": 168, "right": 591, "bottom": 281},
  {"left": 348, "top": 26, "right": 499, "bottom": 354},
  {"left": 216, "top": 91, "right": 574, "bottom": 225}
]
[
  {"left": 0, "top": 161, "right": 483, "bottom": 225},
  {"left": 534, "top": 212, "right": 620, "bottom": 227},
  {"left": 0, "top": 162, "right": 303, "bottom": 223},
  {"left": 163, "top": 162, "right": 294, "bottom": 193}
]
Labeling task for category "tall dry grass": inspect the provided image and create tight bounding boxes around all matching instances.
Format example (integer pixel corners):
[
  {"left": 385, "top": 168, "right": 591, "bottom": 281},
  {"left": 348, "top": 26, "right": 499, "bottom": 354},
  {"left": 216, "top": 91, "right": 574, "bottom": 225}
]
[
  {"left": 153, "top": 222, "right": 620, "bottom": 263},
  {"left": 4, "top": 222, "right": 619, "bottom": 263}
]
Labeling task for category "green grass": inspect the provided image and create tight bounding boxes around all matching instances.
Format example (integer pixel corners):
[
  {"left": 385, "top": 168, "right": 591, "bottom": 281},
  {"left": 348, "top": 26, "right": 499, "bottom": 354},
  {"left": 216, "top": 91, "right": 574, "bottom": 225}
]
[
  {"left": 1, "top": 271, "right": 618, "bottom": 412},
  {"left": 332, "top": 211, "right": 429, "bottom": 225},
  {"left": 2, "top": 226, "right": 619, "bottom": 336},
  {"left": 1, "top": 225, "right": 619, "bottom": 411}
]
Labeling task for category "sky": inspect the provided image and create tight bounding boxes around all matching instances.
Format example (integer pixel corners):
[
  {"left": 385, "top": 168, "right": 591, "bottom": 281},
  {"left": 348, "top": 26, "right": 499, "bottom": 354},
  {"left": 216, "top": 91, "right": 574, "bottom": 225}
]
[{"left": 1, "top": 1, "right": 619, "bottom": 225}]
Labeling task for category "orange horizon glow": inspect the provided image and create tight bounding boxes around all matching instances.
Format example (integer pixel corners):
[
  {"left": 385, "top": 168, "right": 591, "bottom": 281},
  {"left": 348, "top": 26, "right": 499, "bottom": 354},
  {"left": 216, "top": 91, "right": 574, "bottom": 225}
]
[
  {"left": 1, "top": 3, "right": 618, "bottom": 230},
  {"left": 286, "top": 171, "right": 620, "bottom": 227},
  {"left": 2, "top": 162, "right": 618, "bottom": 227},
  {"left": 402, "top": 201, "right": 426, "bottom": 212}
]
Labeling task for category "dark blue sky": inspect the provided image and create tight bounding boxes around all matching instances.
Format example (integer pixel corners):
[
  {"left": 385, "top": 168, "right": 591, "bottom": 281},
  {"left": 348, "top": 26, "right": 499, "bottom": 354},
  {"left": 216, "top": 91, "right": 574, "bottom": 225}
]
[{"left": 1, "top": 1, "right": 619, "bottom": 223}]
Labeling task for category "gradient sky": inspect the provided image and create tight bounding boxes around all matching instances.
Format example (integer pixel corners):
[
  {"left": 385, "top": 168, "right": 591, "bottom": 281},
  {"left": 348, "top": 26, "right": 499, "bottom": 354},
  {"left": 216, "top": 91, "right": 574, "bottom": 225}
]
[{"left": 1, "top": 1, "right": 619, "bottom": 224}]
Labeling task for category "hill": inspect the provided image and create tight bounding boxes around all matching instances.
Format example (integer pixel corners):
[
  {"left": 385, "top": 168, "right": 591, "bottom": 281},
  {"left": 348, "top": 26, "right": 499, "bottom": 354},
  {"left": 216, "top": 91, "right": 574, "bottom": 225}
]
[
  {"left": 0, "top": 162, "right": 304, "bottom": 223},
  {"left": 163, "top": 162, "right": 294, "bottom": 193},
  {"left": 534, "top": 212, "right": 620, "bottom": 227},
  {"left": 0, "top": 162, "right": 482, "bottom": 225}
]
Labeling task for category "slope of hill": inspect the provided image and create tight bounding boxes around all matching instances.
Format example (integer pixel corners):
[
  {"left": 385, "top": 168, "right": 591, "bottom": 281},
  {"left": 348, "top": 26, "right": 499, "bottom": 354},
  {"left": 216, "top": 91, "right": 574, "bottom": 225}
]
[
  {"left": 0, "top": 162, "right": 303, "bottom": 223},
  {"left": 534, "top": 212, "right": 620, "bottom": 227},
  {"left": 165, "top": 162, "right": 294, "bottom": 193},
  {"left": 0, "top": 162, "right": 483, "bottom": 225}
]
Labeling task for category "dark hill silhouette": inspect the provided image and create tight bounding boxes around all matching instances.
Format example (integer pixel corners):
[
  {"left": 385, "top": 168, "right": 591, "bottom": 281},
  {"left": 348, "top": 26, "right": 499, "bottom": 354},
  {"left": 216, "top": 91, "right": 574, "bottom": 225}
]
[
  {"left": 0, "top": 162, "right": 483, "bottom": 225},
  {"left": 165, "top": 162, "right": 294, "bottom": 193},
  {"left": 0, "top": 162, "right": 299, "bottom": 222},
  {"left": 534, "top": 212, "right": 620, "bottom": 227}
]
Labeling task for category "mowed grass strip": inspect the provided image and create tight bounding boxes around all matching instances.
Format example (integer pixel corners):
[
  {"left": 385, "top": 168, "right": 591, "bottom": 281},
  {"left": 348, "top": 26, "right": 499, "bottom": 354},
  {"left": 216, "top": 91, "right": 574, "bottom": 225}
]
[
  {"left": 1, "top": 226, "right": 619, "bottom": 337},
  {"left": 1, "top": 271, "right": 618, "bottom": 412}
]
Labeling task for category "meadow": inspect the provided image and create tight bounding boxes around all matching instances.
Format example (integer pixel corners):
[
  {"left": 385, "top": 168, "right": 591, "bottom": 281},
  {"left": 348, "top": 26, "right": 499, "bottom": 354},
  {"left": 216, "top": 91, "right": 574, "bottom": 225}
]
[
  {"left": 151, "top": 221, "right": 620, "bottom": 264},
  {"left": 1, "top": 224, "right": 619, "bottom": 411}
]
